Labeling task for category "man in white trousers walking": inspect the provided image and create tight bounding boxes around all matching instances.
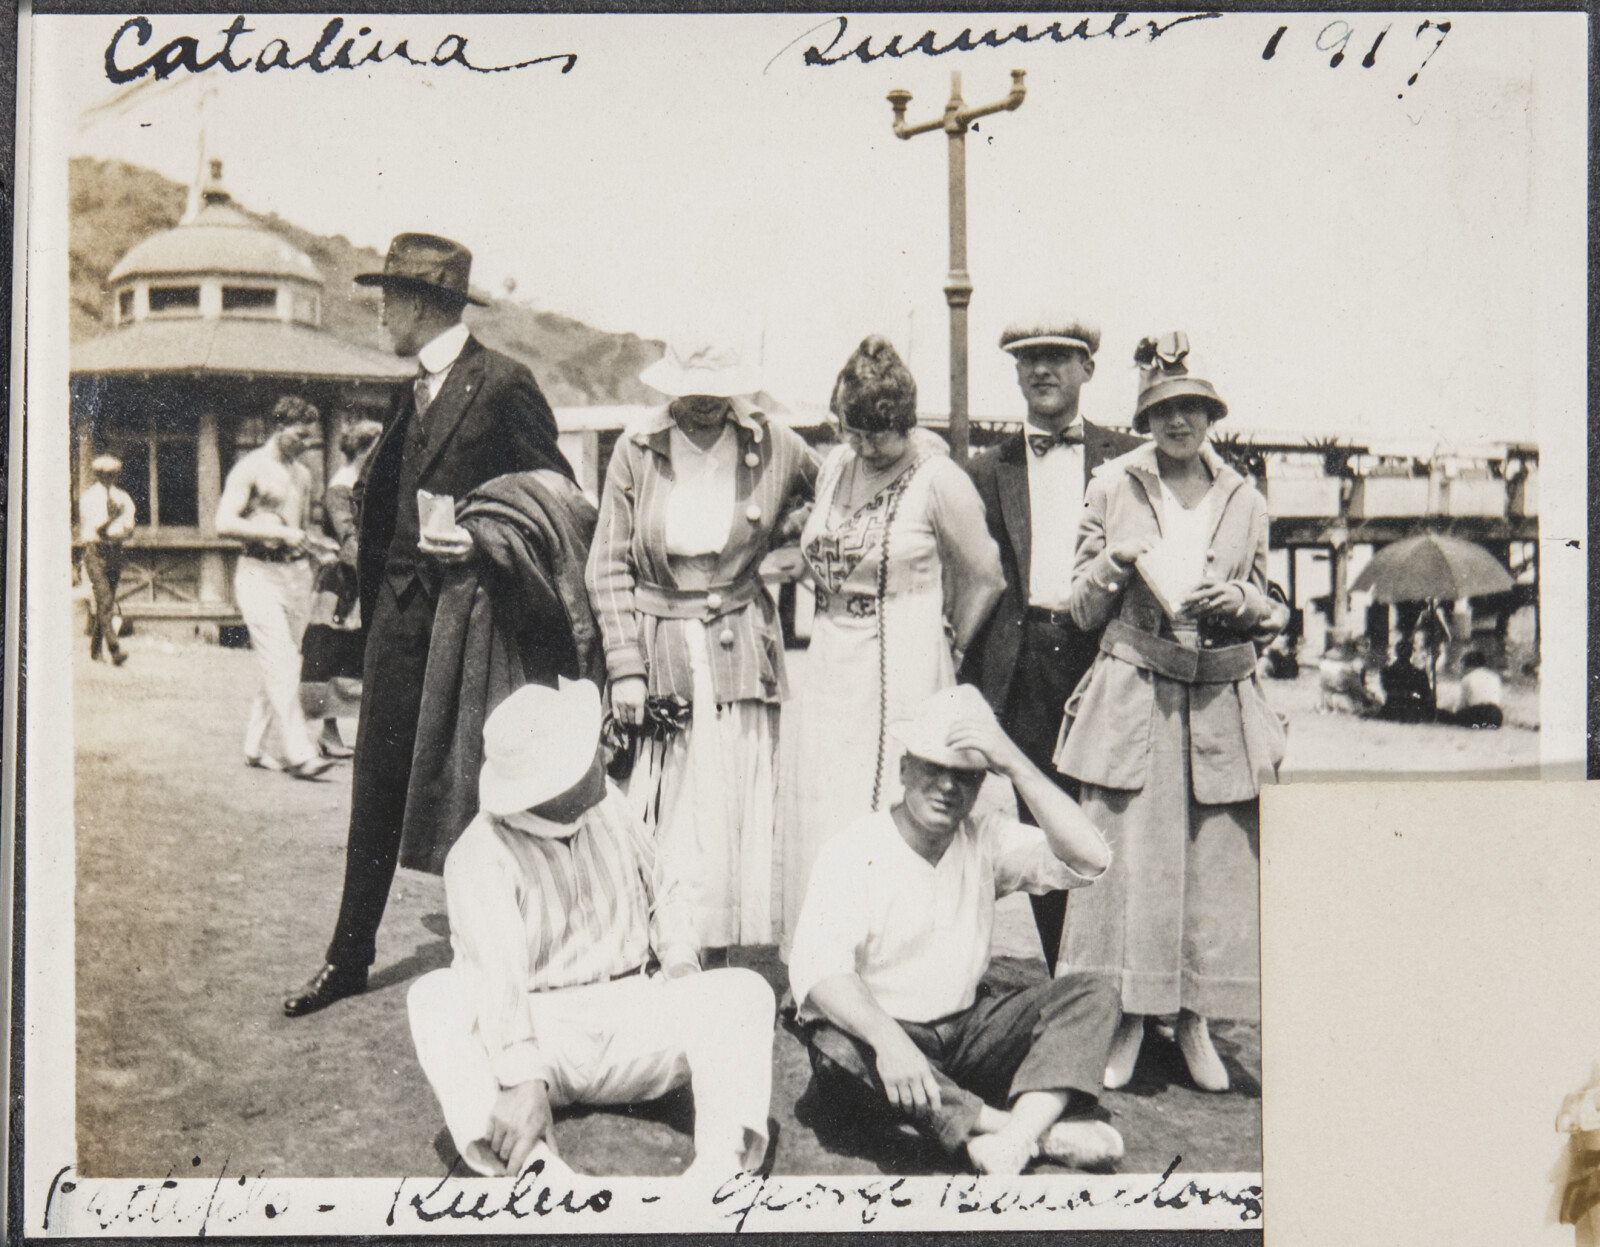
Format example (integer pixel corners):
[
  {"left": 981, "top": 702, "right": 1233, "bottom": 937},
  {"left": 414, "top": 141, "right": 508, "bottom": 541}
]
[
  {"left": 215, "top": 395, "right": 333, "bottom": 781},
  {"left": 407, "top": 678, "right": 775, "bottom": 1180}
]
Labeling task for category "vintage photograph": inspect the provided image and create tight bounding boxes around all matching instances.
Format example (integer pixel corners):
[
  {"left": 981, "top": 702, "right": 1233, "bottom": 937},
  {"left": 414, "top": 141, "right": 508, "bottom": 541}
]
[{"left": 18, "top": 8, "right": 1588, "bottom": 1234}]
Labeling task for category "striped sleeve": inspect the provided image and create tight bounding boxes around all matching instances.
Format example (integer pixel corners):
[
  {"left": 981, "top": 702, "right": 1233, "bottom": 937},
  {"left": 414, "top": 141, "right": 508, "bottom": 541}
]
[{"left": 586, "top": 441, "right": 648, "bottom": 682}]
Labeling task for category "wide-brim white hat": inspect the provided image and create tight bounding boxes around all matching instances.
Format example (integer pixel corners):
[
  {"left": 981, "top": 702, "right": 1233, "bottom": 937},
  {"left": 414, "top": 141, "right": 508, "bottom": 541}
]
[
  {"left": 890, "top": 684, "right": 992, "bottom": 772},
  {"left": 640, "top": 339, "right": 763, "bottom": 398},
  {"left": 478, "top": 678, "right": 603, "bottom": 816},
  {"left": 91, "top": 454, "right": 123, "bottom": 473}
]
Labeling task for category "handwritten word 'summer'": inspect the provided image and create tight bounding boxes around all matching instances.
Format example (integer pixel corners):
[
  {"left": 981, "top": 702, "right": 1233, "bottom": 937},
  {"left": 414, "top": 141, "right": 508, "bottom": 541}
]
[
  {"left": 103, "top": 16, "right": 576, "bottom": 84},
  {"left": 800, "top": 13, "right": 1221, "bottom": 65}
]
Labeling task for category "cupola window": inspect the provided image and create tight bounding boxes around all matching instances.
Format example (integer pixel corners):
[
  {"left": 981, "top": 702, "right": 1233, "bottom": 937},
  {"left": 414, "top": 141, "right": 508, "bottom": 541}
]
[
  {"left": 148, "top": 285, "right": 201, "bottom": 315},
  {"left": 222, "top": 285, "right": 278, "bottom": 314}
]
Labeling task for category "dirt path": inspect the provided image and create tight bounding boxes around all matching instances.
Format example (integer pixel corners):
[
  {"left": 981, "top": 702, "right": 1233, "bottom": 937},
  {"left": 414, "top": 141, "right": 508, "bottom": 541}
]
[{"left": 74, "top": 638, "right": 1261, "bottom": 1180}]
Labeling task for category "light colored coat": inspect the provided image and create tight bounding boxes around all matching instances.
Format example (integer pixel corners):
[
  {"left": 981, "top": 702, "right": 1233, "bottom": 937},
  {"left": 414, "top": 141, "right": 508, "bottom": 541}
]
[
  {"left": 587, "top": 398, "right": 819, "bottom": 704},
  {"left": 1057, "top": 441, "right": 1286, "bottom": 803}
]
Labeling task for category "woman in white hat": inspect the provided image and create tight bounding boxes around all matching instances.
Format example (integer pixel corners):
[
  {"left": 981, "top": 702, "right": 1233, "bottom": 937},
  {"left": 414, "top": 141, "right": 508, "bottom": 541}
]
[
  {"left": 586, "top": 339, "right": 818, "bottom": 962},
  {"left": 778, "top": 335, "right": 1004, "bottom": 959},
  {"left": 1053, "top": 334, "right": 1286, "bottom": 1093}
]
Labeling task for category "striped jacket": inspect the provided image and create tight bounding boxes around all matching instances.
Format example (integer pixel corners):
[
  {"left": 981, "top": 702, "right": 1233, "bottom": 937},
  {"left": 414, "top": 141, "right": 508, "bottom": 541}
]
[{"left": 586, "top": 398, "right": 819, "bottom": 704}]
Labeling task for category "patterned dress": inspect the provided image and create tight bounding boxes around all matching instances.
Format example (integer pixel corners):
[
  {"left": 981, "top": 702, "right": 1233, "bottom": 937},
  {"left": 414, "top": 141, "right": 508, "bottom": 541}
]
[{"left": 777, "top": 440, "right": 1002, "bottom": 956}]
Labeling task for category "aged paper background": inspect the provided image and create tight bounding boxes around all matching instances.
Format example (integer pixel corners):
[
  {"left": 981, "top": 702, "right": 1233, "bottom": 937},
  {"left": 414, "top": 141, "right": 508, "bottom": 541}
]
[{"left": 1262, "top": 781, "right": 1600, "bottom": 1247}]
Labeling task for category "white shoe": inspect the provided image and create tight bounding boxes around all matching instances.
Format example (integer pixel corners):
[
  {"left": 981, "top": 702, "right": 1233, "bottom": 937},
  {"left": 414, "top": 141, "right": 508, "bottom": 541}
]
[
  {"left": 1176, "top": 1011, "right": 1229, "bottom": 1092},
  {"left": 1038, "top": 1119, "right": 1124, "bottom": 1170},
  {"left": 966, "top": 1131, "right": 1038, "bottom": 1176},
  {"left": 1103, "top": 1014, "right": 1145, "bottom": 1090}
]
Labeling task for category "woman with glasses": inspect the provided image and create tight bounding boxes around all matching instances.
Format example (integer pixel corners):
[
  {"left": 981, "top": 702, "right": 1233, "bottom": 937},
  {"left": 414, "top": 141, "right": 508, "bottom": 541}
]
[{"left": 778, "top": 335, "right": 1004, "bottom": 957}]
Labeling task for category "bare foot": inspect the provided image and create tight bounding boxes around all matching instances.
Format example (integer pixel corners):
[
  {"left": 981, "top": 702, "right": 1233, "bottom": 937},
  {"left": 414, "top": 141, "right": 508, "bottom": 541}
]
[
  {"left": 966, "top": 1130, "right": 1037, "bottom": 1175},
  {"left": 1038, "top": 1119, "right": 1125, "bottom": 1170}
]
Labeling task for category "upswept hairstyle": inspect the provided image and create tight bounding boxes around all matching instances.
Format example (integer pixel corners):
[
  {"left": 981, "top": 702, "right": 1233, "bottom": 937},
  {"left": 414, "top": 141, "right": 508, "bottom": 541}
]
[
  {"left": 271, "top": 395, "right": 320, "bottom": 427},
  {"left": 339, "top": 419, "right": 384, "bottom": 460},
  {"left": 830, "top": 335, "right": 917, "bottom": 434}
]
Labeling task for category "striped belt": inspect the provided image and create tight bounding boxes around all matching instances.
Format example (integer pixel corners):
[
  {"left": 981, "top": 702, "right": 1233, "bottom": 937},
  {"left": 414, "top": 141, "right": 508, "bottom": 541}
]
[
  {"left": 633, "top": 575, "right": 764, "bottom": 622},
  {"left": 814, "top": 587, "right": 877, "bottom": 618},
  {"left": 1100, "top": 618, "right": 1256, "bottom": 684}
]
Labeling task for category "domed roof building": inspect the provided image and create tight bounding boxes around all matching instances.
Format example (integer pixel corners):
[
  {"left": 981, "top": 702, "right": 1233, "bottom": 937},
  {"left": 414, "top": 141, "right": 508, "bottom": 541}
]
[{"left": 70, "top": 160, "right": 410, "bottom": 635}]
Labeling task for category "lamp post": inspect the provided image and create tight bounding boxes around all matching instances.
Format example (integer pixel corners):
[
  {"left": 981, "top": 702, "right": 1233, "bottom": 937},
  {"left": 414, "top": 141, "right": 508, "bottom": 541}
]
[{"left": 888, "top": 69, "right": 1026, "bottom": 462}]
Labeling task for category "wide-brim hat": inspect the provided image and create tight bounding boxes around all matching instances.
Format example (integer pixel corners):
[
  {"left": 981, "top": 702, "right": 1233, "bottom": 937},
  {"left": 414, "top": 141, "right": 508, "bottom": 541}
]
[
  {"left": 91, "top": 454, "right": 123, "bottom": 473},
  {"left": 1000, "top": 317, "right": 1101, "bottom": 358},
  {"left": 890, "top": 685, "right": 993, "bottom": 772},
  {"left": 1132, "top": 331, "right": 1227, "bottom": 432},
  {"left": 355, "top": 233, "right": 486, "bottom": 307},
  {"left": 478, "top": 679, "right": 603, "bottom": 816},
  {"left": 640, "top": 339, "right": 763, "bottom": 398}
]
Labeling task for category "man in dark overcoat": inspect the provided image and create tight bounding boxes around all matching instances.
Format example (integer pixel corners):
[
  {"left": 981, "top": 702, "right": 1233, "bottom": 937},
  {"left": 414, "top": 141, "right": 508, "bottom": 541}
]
[
  {"left": 960, "top": 319, "right": 1141, "bottom": 973},
  {"left": 285, "top": 233, "right": 573, "bottom": 1017}
]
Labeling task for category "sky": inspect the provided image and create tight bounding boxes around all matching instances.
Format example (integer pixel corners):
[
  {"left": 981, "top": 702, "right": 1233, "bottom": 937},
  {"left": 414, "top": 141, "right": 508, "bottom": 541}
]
[{"left": 39, "top": 11, "right": 1588, "bottom": 448}]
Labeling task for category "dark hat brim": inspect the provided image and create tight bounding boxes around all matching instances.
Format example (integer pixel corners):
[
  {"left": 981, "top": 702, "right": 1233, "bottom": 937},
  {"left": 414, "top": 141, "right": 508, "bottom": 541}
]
[{"left": 354, "top": 272, "right": 485, "bottom": 307}]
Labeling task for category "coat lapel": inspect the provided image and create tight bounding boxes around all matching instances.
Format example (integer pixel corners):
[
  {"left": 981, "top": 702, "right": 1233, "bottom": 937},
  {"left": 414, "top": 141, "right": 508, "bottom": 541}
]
[
  {"left": 995, "top": 435, "right": 1032, "bottom": 597},
  {"left": 416, "top": 336, "right": 488, "bottom": 481}
]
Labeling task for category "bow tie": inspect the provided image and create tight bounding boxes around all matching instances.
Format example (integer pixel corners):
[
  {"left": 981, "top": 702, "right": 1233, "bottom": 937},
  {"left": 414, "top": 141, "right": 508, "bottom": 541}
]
[{"left": 1027, "top": 427, "right": 1084, "bottom": 457}]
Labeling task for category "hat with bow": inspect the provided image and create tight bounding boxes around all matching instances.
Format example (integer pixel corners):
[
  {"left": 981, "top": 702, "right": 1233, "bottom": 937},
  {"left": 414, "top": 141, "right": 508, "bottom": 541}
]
[{"left": 1132, "top": 331, "right": 1228, "bottom": 433}]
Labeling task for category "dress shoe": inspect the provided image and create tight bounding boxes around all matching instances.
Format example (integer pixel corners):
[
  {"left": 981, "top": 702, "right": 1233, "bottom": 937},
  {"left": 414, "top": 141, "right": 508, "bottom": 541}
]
[
  {"left": 285, "top": 756, "right": 335, "bottom": 782},
  {"left": 284, "top": 963, "right": 368, "bottom": 1017},
  {"left": 111, "top": 650, "right": 128, "bottom": 666},
  {"left": 1176, "top": 1010, "right": 1230, "bottom": 1092},
  {"left": 318, "top": 726, "right": 354, "bottom": 759},
  {"left": 245, "top": 754, "right": 284, "bottom": 771}
]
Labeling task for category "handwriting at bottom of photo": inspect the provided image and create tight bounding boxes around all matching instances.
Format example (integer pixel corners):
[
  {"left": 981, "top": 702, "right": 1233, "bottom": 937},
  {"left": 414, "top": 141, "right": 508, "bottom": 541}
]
[{"left": 42, "top": 1156, "right": 1262, "bottom": 1234}]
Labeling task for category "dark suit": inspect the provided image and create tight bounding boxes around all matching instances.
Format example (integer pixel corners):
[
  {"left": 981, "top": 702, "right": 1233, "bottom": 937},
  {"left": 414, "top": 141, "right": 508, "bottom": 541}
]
[
  {"left": 327, "top": 334, "right": 573, "bottom": 969},
  {"left": 960, "top": 422, "right": 1141, "bottom": 971}
]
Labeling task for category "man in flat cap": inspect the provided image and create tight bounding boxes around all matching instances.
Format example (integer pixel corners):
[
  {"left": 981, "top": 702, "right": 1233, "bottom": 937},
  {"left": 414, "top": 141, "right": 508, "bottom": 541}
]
[
  {"left": 79, "top": 454, "right": 136, "bottom": 665},
  {"left": 286, "top": 233, "right": 574, "bottom": 1016},
  {"left": 788, "top": 684, "right": 1122, "bottom": 1176},
  {"left": 960, "top": 320, "right": 1140, "bottom": 972}
]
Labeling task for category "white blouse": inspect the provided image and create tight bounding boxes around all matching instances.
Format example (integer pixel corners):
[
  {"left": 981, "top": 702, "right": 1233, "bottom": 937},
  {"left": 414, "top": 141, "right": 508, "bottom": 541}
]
[
  {"left": 663, "top": 423, "right": 737, "bottom": 557},
  {"left": 1157, "top": 477, "right": 1217, "bottom": 595}
]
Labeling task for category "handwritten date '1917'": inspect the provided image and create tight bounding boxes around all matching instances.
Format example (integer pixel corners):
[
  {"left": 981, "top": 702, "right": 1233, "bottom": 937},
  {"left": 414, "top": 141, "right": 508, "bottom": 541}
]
[{"left": 1262, "top": 18, "right": 1451, "bottom": 98}]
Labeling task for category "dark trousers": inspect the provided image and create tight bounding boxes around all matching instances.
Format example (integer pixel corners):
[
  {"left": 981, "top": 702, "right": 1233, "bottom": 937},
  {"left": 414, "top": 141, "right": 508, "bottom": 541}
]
[
  {"left": 83, "top": 542, "right": 124, "bottom": 658},
  {"left": 326, "top": 577, "right": 435, "bottom": 968},
  {"left": 804, "top": 971, "right": 1118, "bottom": 1155},
  {"left": 1005, "top": 617, "right": 1100, "bottom": 972}
]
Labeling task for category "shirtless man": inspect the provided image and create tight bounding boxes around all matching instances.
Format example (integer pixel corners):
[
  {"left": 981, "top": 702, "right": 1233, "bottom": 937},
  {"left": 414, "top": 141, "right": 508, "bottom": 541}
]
[{"left": 215, "top": 395, "right": 333, "bottom": 780}]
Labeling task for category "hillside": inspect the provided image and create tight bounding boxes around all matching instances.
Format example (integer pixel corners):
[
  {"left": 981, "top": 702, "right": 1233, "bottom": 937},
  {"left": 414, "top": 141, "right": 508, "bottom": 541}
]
[{"left": 68, "top": 157, "right": 664, "bottom": 406}]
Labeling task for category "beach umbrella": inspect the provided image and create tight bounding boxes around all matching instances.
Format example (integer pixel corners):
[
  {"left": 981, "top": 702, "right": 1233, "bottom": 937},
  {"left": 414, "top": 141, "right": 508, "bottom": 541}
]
[{"left": 1351, "top": 533, "right": 1514, "bottom": 603}]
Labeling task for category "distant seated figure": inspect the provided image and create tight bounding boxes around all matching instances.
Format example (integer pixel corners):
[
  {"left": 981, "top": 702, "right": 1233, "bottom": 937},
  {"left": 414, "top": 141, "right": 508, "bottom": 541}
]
[
  {"left": 788, "top": 684, "right": 1123, "bottom": 1176},
  {"left": 1442, "top": 651, "right": 1504, "bottom": 729},
  {"left": 1378, "top": 638, "right": 1435, "bottom": 723},
  {"left": 1317, "top": 629, "right": 1377, "bottom": 715},
  {"left": 407, "top": 679, "right": 775, "bottom": 1181}
]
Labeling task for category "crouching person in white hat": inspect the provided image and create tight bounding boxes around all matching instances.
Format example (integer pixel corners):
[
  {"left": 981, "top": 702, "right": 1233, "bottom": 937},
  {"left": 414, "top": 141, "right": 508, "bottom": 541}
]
[
  {"left": 407, "top": 678, "right": 776, "bottom": 1180},
  {"left": 788, "top": 683, "right": 1123, "bottom": 1176}
]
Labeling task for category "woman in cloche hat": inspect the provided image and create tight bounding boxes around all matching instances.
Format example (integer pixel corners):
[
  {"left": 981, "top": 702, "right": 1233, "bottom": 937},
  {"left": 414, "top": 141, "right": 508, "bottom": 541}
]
[
  {"left": 586, "top": 335, "right": 819, "bottom": 965},
  {"left": 1051, "top": 333, "right": 1287, "bottom": 1095}
]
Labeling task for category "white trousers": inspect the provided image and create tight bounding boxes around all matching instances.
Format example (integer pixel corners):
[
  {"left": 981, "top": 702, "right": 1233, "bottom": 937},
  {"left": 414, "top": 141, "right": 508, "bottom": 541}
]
[
  {"left": 235, "top": 557, "right": 315, "bottom": 768},
  {"left": 408, "top": 966, "right": 775, "bottom": 1178}
]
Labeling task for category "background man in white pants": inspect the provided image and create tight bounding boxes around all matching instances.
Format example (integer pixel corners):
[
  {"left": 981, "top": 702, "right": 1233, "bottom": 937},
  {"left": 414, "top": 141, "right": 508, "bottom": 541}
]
[
  {"left": 408, "top": 678, "right": 775, "bottom": 1180},
  {"left": 215, "top": 395, "right": 333, "bottom": 781}
]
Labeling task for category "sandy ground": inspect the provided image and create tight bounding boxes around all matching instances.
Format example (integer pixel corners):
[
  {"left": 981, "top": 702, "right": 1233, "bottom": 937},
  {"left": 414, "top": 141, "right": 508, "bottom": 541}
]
[{"left": 73, "top": 637, "right": 1487, "bottom": 1183}]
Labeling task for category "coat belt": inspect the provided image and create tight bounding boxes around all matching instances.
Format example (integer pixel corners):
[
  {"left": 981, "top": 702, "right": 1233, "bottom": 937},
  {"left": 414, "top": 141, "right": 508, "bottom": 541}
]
[
  {"left": 1100, "top": 618, "right": 1256, "bottom": 684},
  {"left": 632, "top": 574, "right": 765, "bottom": 622}
]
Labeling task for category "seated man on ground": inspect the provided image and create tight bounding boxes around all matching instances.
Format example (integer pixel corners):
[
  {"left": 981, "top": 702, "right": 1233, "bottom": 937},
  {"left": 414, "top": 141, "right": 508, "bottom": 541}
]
[
  {"left": 1441, "top": 650, "right": 1504, "bottom": 729},
  {"left": 788, "top": 683, "right": 1123, "bottom": 1176},
  {"left": 1378, "top": 637, "right": 1435, "bottom": 723},
  {"left": 408, "top": 679, "right": 776, "bottom": 1181}
]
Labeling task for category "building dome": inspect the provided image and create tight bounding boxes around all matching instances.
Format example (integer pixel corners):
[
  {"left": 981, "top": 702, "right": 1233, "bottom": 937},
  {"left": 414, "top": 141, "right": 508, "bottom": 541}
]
[{"left": 108, "top": 167, "right": 321, "bottom": 285}]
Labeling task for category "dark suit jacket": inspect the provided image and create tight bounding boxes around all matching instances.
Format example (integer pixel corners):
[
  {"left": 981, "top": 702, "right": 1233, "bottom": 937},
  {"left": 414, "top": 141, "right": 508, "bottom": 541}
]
[
  {"left": 960, "top": 422, "right": 1143, "bottom": 712},
  {"left": 354, "top": 334, "right": 572, "bottom": 628}
]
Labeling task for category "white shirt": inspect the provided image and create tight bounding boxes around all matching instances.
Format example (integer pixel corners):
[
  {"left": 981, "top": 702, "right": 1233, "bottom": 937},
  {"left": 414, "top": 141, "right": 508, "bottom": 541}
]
[
  {"left": 1459, "top": 667, "right": 1504, "bottom": 709},
  {"left": 1151, "top": 478, "right": 1217, "bottom": 604},
  {"left": 79, "top": 481, "right": 136, "bottom": 543},
  {"left": 789, "top": 808, "right": 1107, "bottom": 1024},
  {"left": 1025, "top": 420, "right": 1086, "bottom": 610},
  {"left": 416, "top": 321, "right": 472, "bottom": 403},
  {"left": 663, "top": 423, "right": 737, "bottom": 557},
  {"left": 443, "top": 784, "right": 698, "bottom": 1089}
]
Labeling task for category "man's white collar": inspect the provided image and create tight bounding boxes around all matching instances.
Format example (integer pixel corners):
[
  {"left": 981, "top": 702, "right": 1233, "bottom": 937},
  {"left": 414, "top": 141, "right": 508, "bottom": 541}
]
[{"left": 418, "top": 321, "right": 471, "bottom": 376}]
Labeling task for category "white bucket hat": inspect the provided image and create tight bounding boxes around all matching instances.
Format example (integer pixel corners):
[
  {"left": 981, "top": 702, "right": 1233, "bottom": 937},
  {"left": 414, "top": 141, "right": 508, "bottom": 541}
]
[
  {"left": 639, "top": 337, "right": 763, "bottom": 399},
  {"left": 890, "top": 684, "right": 994, "bottom": 772},
  {"left": 478, "top": 678, "right": 603, "bottom": 816}
]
